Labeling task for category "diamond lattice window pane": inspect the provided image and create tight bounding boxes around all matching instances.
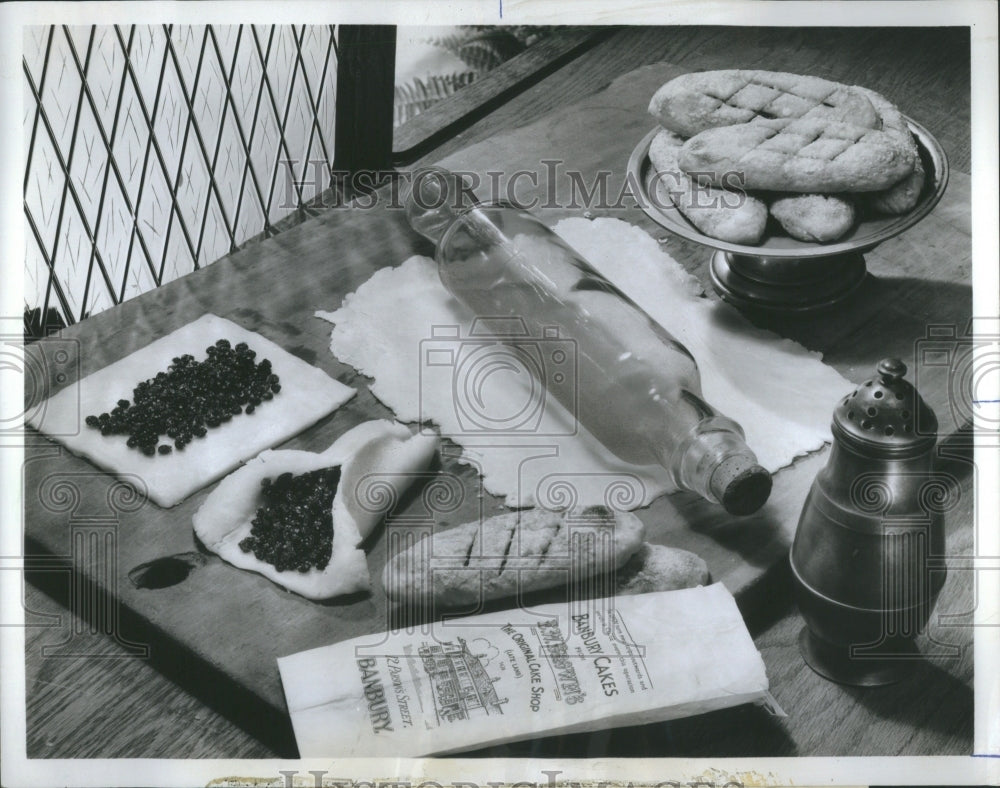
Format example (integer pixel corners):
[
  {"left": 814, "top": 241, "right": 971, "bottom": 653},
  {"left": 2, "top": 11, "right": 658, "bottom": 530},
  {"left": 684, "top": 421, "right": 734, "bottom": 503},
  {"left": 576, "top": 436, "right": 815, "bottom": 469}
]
[{"left": 24, "top": 24, "right": 339, "bottom": 330}]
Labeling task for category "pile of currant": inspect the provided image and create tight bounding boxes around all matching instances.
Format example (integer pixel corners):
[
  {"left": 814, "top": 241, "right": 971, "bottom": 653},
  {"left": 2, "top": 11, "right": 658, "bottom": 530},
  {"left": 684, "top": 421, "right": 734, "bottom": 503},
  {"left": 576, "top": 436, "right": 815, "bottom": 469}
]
[
  {"left": 239, "top": 467, "right": 342, "bottom": 572},
  {"left": 84, "top": 338, "right": 281, "bottom": 456}
]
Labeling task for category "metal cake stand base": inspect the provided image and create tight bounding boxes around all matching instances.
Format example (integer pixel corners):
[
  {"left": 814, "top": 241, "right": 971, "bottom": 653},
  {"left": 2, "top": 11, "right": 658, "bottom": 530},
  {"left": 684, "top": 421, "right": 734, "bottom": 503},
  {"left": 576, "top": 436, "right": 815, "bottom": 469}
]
[{"left": 710, "top": 250, "right": 868, "bottom": 313}]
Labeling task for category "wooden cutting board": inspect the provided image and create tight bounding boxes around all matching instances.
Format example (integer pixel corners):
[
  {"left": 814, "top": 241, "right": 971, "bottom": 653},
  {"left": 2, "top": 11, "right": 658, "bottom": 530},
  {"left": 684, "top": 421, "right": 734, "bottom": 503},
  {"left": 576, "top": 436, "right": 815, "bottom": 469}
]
[{"left": 22, "top": 61, "right": 970, "bottom": 756}]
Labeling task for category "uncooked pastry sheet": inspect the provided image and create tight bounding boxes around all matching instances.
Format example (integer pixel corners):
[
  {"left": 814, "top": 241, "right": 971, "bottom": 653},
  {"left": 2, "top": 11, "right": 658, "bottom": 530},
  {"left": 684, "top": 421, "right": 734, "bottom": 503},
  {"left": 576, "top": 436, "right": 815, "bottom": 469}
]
[
  {"left": 318, "top": 218, "right": 851, "bottom": 509},
  {"left": 28, "top": 313, "right": 356, "bottom": 507}
]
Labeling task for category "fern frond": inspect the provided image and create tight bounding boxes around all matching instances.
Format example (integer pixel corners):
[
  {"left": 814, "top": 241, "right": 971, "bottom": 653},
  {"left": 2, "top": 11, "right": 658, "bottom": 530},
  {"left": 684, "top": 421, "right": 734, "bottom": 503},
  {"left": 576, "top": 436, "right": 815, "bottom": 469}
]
[
  {"left": 456, "top": 29, "right": 525, "bottom": 72},
  {"left": 422, "top": 33, "right": 473, "bottom": 57},
  {"left": 394, "top": 71, "right": 477, "bottom": 125}
]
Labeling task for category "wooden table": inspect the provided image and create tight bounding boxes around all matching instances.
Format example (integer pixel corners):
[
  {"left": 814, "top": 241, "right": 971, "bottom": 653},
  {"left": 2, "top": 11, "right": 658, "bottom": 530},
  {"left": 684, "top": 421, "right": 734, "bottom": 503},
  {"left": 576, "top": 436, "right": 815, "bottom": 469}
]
[{"left": 23, "top": 26, "right": 975, "bottom": 760}]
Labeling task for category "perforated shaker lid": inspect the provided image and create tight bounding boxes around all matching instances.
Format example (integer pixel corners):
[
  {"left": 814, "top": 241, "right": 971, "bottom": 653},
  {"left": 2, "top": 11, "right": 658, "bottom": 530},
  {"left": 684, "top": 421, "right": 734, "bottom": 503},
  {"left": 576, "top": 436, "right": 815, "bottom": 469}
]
[{"left": 833, "top": 358, "right": 937, "bottom": 457}]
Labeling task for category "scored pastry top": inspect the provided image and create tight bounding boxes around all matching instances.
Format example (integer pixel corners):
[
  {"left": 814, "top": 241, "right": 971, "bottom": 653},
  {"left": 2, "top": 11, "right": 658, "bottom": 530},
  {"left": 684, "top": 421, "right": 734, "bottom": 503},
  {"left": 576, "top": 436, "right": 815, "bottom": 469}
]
[
  {"left": 649, "top": 69, "right": 881, "bottom": 138},
  {"left": 678, "top": 116, "right": 917, "bottom": 193}
]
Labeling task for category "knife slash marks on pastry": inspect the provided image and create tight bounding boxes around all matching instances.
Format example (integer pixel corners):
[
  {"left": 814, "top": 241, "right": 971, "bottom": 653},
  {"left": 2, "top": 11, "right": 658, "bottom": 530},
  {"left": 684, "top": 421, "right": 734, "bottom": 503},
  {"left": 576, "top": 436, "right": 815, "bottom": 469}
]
[
  {"left": 462, "top": 527, "right": 477, "bottom": 568},
  {"left": 497, "top": 523, "right": 517, "bottom": 576},
  {"left": 538, "top": 520, "right": 561, "bottom": 563}
]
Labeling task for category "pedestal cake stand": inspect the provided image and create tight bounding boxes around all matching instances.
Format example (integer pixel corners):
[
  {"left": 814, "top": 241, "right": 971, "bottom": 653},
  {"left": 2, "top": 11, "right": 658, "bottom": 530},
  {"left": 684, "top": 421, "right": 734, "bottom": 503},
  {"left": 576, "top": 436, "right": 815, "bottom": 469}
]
[{"left": 627, "top": 120, "right": 949, "bottom": 313}]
